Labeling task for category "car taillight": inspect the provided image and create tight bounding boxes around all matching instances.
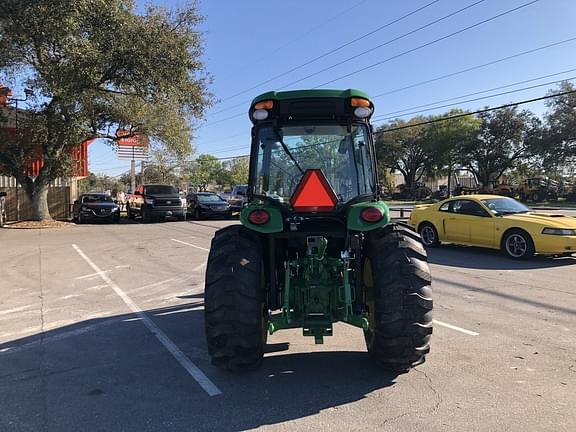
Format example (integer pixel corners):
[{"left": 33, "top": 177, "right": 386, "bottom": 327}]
[
  {"left": 248, "top": 209, "right": 270, "bottom": 225},
  {"left": 360, "top": 207, "right": 383, "bottom": 223}
]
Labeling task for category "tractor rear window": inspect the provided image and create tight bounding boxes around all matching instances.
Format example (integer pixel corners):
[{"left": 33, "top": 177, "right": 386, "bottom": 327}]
[{"left": 253, "top": 124, "right": 375, "bottom": 205}]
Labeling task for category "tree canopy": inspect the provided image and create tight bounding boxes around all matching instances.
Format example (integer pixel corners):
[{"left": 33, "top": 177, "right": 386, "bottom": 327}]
[{"left": 0, "top": 0, "right": 212, "bottom": 219}]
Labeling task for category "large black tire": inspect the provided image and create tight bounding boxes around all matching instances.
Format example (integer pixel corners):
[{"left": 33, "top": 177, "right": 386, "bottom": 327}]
[
  {"left": 363, "top": 223, "right": 433, "bottom": 372},
  {"left": 205, "top": 225, "right": 267, "bottom": 371}
]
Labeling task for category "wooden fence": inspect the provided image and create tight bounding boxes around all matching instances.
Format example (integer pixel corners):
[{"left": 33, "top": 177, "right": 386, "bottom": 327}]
[{"left": 0, "top": 176, "right": 72, "bottom": 220}]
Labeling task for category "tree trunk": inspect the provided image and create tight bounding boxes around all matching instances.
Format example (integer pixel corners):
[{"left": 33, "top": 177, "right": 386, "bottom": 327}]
[
  {"left": 31, "top": 184, "right": 52, "bottom": 221},
  {"left": 22, "top": 179, "right": 52, "bottom": 221}
]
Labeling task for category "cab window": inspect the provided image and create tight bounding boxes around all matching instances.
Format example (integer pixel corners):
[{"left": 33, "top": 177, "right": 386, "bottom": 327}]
[{"left": 439, "top": 202, "right": 450, "bottom": 212}]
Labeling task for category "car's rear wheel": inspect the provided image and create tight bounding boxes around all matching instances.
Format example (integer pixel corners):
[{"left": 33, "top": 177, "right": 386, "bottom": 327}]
[
  {"left": 418, "top": 222, "right": 440, "bottom": 247},
  {"left": 502, "top": 229, "right": 534, "bottom": 260}
]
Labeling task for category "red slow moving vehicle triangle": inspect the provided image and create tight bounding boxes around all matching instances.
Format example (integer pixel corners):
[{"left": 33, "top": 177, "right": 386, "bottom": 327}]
[{"left": 290, "top": 169, "right": 338, "bottom": 212}]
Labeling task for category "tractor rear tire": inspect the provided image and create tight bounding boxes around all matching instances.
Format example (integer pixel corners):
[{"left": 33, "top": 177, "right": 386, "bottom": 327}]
[
  {"left": 364, "top": 223, "right": 433, "bottom": 372},
  {"left": 204, "top": 225, "right": 267, "bottom": 371}
]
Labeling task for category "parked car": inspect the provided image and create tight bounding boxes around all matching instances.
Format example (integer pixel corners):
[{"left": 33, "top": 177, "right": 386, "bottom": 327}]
[
  {"left": 126, "top": 184, "right": 186, "bottom": 223},
  {"left": 0, "top": 191, "right": 6, "bottom": 227},
  {"left": 72, "top": 193, "right": 120, "bottom": 224},
  {"left": 409, "top": 194, "right": 576, "bottom": 259},
  {"left": 187, "top": 192, "right": 232, "bottom": 219},
  {"left": 228, "top": 184, "right": 248, "bottom": 212}
]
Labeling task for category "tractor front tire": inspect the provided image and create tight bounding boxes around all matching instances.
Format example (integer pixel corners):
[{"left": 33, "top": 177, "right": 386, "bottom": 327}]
[
  {"left": 204, "top": 225, "right": 267, "bottom": 371},
  {"left": 364, "top": 223, "right": 433, "bottom": 372}
]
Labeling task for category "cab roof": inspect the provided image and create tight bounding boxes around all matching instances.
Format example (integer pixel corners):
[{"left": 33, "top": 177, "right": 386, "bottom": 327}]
[{"left": 251, "top": 89, "right": 371, "bottom": 106}]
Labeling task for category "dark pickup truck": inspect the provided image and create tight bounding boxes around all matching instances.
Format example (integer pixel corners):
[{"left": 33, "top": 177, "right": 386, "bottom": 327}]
[{"left": 126, "top": 184, "right": 186, "bottom": 223}]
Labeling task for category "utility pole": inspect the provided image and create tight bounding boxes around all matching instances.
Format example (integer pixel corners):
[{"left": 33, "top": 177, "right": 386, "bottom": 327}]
[
  {"left": 7, "top": 88, "right": 33, "bottom": 221},
  {"left": 130, "top": 146, "right": 136, "bottom": 192}
]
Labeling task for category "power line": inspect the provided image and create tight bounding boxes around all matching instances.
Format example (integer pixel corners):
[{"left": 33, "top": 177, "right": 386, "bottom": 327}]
[
  {"left": 214, "top": 0, "right": 443, "bottom": 109},
  {"left": 197, "top": 131, "right": 245, "bottom": 145},
  {"left": 201, "top": 0, "right": 541, "bottom": 129},
  {"left": 200, "top": 89, "right": 576, "bottom": 160},
  {"left": 314, "top": 0, "right": 540, "bottom": 88},
  {"left": 372, "top": 70, "right": 576, "bottom": 121},
  {"left": 214, "top": 0, "right": 370, "bottom": 84},
  {"left": 374, "top": 89, "right": 576, "bottom": 134},
  {"left": 280, "top": 0, "right": 489, "bottom": 90},
  {"left": 372, "top": 36, "right": 576, "bottom": 98}
]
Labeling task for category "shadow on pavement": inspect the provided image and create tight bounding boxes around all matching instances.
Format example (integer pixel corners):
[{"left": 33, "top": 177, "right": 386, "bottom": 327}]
[
  {"left": 427, "top": 244, "right": 576, "bottom": 270},
  {"left": 0, "top": 302, "right": 399, "bottom": 432}
]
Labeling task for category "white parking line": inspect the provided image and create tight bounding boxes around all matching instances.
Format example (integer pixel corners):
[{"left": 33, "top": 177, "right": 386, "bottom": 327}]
[
  {"left": 72, "top": 244, "right": 221, "bottom": 397},
  {"left": 192, "top": 263, "right": 206, "bottom": 272},
  {"left": 433, "top": 319, "right": 479, "bottom": 336},
  {"left": 75, "top": 270, "right": 112, "bottom": 280},
  {"left": 171, "top": 239, "right": 210, "bottom": 252},
  {"left": 0, "top": 304, "right": 35, "bottom": 316}
]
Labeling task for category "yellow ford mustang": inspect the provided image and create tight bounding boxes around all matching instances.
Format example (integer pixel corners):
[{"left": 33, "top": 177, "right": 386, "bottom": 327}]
[{"left": 408, "top": 194, "right": 576, "bottom": 259}]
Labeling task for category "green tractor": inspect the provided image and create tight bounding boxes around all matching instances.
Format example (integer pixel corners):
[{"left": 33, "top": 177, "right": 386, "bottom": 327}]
[{"left": 204, "top": 89, "right": 433, "bottom": 372}]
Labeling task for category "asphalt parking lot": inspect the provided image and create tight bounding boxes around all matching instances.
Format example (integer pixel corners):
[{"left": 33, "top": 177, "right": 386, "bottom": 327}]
[{"left": 1, "top": 218, "right": 575, "bottom": 432}]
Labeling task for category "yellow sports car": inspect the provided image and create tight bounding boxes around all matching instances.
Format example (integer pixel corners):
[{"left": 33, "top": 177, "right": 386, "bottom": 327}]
[{"left": 408, "top": 194, "right": 576, "bottom": 259}]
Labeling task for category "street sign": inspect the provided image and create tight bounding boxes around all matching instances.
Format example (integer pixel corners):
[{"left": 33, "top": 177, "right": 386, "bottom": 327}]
[
  {"left": 117, "top": 145, "right": 149, "bottom": 161},
  {"left": 115, "top": 128, "right": 149, "bottom": 147}
]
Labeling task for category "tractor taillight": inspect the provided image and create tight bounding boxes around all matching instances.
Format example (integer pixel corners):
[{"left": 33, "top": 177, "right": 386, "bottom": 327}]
[
  {"left": 360, "top": 207, "right": 383, "bottom": 223},
  {"left": 248, "top": 209, "right": 270, "bottom": 225}
]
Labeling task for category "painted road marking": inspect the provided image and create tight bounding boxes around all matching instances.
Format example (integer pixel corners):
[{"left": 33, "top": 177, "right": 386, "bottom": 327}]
[
  {"left": 75, "top": 270, "right": 112, "bottom": 280},
  {"left": 0, "top": 304, "right": 35, "bottom": 316},
  {"left": 433, "top": 319, "right": 479, "bottom": 336},
  {"left": 72, "top": 244, "right": 221, "bottom": 397},
  {"left": 192, "top": 263, "right": 206, "bottom": 272},
  {"left": 171, "top": 238, "right": 210, "bottom": 252}
]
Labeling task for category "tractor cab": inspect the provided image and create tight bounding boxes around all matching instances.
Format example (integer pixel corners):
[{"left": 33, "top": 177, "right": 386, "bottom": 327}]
[
  {"left": 243, "top": 89, "right": 388, "bottom": 233},
  {"left": 247, "top": 89, "right": 378, "bottom": 211}
]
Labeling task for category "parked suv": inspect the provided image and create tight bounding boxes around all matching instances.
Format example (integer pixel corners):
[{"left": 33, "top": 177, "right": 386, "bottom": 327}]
[
  {"left": 0, "top": 191, "right": 6, "bottom": 227},
  {"left": 187, "top": 192, "right": 232, "bottom": 219},
  {"left": 228, "top": 184, "right": 248, "bottom": 212},
  {"left": 126, "top": 184, "right": 186, "bottom": 223},
  {"left": 72, "top": 193, "right": 120, "bottom": 224}
]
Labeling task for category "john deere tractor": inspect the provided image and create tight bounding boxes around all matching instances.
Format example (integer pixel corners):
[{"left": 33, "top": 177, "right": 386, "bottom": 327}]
[{"left": 204, "top": 89, "right": 433, "bottom": 372}]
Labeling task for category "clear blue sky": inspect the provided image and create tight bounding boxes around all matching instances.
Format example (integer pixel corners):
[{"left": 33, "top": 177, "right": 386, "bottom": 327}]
[{"left": 89, "top": 0, "right": 576, "bottom": 176}]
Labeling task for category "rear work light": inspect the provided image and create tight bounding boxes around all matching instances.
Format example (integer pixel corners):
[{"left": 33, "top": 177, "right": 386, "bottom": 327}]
[
  {"left": 350, "top": 98, "right": 373, "bottom": 118},
  {"left": 252, "top": 100, "right": 274, "bottom": 121},
  {"left": 248, "top": 209, "right": 270, "bottom": 225},
  {"left": 360, "top": 207, "right": 383, "bottom": 223}
]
